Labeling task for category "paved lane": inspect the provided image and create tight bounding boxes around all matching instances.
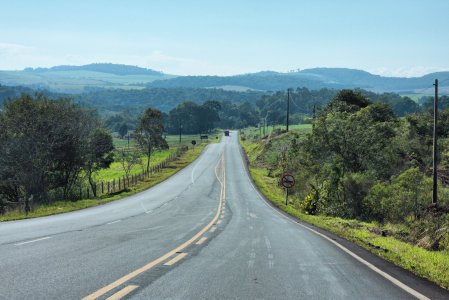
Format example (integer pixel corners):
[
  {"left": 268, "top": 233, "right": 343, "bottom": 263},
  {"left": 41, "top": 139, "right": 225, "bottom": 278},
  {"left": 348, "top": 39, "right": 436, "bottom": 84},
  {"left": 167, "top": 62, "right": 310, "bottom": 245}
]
[
  {"left": 1, "top": 133, "right": 448, "bottom": 299},
  {"left": 0, "top": 142, "right": 225, "bottom": 299},
  {"left": 129, "top": 133, "right": 418, "bottom": 299}
]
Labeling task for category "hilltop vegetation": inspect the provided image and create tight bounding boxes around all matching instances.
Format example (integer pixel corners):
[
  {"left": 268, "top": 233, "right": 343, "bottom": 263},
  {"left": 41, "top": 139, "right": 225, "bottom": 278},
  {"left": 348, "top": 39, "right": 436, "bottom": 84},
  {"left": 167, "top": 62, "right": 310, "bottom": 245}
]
[
  {"left": 147, "top": 68, "right": 449, "bottom": 93},
  {"left": 0, "top": 63, "right": 174, "bottom": 93},
  {"left": 24, "top": 63, "right": 166, "bottom": 76},
  {"left": 1, "top": 64, "right": 449, "bottom": 94}
]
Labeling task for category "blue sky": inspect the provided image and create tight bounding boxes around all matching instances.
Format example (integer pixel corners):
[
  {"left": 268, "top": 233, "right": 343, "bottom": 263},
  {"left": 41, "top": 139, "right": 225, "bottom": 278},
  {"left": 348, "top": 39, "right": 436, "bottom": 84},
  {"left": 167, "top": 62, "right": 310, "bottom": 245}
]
[{"left": 0, "top": 0, "right": 448, "bottom": 77}]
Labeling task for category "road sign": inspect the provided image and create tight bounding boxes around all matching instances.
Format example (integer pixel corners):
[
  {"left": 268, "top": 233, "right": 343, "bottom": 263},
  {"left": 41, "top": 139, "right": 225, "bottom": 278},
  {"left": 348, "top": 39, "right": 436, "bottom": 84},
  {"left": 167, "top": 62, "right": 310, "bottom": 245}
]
[{"left": 281, "top": 174, "right": 295, "bottom": 189}]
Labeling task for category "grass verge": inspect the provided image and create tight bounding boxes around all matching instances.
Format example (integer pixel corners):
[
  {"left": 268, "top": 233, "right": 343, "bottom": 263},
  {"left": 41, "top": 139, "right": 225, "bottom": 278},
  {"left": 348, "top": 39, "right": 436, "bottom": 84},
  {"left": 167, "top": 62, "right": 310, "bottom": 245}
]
[
  {"left": 0, "top": 144, "right": 207, "bottom": 222},
  {"left": 241, "top": 138, "right": 449, "bottom": 290}
]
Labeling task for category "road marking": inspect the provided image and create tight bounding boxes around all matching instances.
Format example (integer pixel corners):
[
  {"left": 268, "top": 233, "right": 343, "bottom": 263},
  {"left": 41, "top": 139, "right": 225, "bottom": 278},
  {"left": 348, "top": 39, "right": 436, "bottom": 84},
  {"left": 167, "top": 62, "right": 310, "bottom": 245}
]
[
  {"left": 107, "top": 220, "right": 122, "bottom": 225},
  {"left": 145, "top": 210, "right": 153, "bottom": 214},
  {"left": 210, "top": 226, "right": 217, "bottom": 233},
  {"left": 191, "top": 147, "right": 208, "bottom": 184},
  {"left": 106, "top": 285, "right": 139, "bottom": 300},
  {"left": 196, "top": 237, "right": 207, "bottom": 245},
  {"left": 241, "top": 151, "right": 430, "bottom": 300},
  {"left": 216, "top": 220, "right": 222, "bottom": 225},
  {"left": 14, "top": 236, "right": 51, "bottom": 246},
  {"left": 264, "top": 236, "right": 272, "bottom": 250},
  {"left": 83, "top": 151, "right": 226, "bottom": 300},
  {"left": 164, "top": 252, "right": 188, "bottom": 266}
]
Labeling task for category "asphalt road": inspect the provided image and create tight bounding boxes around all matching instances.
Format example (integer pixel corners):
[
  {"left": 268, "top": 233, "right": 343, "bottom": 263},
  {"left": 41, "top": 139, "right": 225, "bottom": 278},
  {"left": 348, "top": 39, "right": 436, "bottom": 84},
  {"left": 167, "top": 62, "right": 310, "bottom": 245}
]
[{"left": 0, "top": 132, "right": 448, "bottom": 300}]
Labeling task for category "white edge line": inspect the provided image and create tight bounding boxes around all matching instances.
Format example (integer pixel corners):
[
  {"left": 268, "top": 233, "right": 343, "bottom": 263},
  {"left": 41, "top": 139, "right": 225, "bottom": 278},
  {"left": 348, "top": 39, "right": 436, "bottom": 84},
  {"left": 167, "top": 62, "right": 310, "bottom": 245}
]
[
  {"left": 240, "top": 145, "right": 429, "bottom": 300},
  {"left": 14, "top": 236, "right": 51, "bottom": 246}
]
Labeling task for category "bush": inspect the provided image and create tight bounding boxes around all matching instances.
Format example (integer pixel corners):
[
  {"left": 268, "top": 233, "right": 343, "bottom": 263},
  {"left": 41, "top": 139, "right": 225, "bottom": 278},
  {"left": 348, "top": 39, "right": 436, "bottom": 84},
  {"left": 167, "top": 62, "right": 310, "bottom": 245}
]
[{"left": 365, "top": 167, "right": 432, "bottom": 223}]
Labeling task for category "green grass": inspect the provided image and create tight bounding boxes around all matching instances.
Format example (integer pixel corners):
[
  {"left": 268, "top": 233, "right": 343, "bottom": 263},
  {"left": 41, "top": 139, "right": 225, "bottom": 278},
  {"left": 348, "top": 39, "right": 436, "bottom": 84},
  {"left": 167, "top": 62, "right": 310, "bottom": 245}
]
[
  {"left": 94, "top": 148, "right": 177, "bottom": 182},
  {"left": 107, "top": 131, "right": 221, "bottom": 182},
  {"left": 240, "top": 124, "right": 312, "bottom": 138},
  {"left": 240, "top": 135, "right": 449, "bottom": 290},
  {"left": 401, "top": 93, "right": 432, "bottom": 103},
  {"left": 0, "top": 143, "right": 208, "bottom": 222}
]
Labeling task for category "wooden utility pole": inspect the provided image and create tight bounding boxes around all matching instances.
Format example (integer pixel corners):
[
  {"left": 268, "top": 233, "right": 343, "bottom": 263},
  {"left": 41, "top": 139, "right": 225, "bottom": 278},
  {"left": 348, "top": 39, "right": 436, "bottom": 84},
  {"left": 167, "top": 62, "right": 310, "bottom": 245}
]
[
  {"left": 432, "top": 79, "right": 438, "bottom": 204},
  {"left": 286, "top": 88, "right": 291, "bottom": 132},
  {"left": 179, "top": 123, "right": 182, "bottom": 144}
]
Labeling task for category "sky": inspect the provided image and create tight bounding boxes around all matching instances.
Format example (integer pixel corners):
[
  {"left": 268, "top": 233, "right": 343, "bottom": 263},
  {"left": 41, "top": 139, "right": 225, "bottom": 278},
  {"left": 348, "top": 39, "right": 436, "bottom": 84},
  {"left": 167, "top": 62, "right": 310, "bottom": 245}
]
[{"left": 0, "top": 0, "right": 448, "bottom": 77}]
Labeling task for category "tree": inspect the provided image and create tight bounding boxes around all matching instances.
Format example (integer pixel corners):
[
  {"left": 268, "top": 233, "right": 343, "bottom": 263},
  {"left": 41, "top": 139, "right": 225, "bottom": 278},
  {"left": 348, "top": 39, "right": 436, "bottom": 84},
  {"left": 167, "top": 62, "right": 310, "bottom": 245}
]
[
  {"left": 116, "top": 149, "right": 141, "bottom": 181},
  {"left": 118, "top": 123, "right": 128, "bottom": 139},
  {"left": 84, "top": 128, "right": 115, "bottom": 197},
  {"left": 0, "top": 93, "right": 102, "bottom": 208},
  {"left": 135, "top": 108, "right": 168, "bottom": 173}
]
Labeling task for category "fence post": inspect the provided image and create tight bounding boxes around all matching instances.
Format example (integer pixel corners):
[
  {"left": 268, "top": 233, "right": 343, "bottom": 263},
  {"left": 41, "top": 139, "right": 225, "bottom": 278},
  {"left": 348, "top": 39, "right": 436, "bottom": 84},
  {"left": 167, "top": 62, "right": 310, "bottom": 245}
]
[
  {"left": 80, "top": 186, "right": 82, "bottom": 199},
  {"left": 101, "top": 181, "right": 104, "bottom": 194},
  {"left": 113, "top": 179, "right": 115, "bottom": 192},
  {"left": 107, "top": 181, "right": 110, "bottom": 194},
  {"left": 87, "top": 187, "right": 89, "bottom": 199}
]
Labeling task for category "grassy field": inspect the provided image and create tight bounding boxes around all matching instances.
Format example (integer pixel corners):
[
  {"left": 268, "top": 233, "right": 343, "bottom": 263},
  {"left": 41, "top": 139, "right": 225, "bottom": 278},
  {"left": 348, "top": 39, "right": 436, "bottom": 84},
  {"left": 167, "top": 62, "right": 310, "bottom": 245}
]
[
  {"left": 240, "top": 123, "right": 312, "bottom": 138},
  {"left": 400, "top": 93, "right": 431, "bottom": 103},
  {"left": 0, "top": 137, "right": 214, "bottom": 222},
  {"left": 106, "top": 132, "right": 221, "bottom": 182},
  {"left": 240, "top": 127, "right": 449, "bottom": 290}
]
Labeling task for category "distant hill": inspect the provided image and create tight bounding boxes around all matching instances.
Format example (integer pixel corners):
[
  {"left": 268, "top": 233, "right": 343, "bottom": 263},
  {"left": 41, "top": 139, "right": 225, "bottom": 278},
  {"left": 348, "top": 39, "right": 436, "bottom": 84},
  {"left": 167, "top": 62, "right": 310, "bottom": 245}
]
[
  {"left": 1, "top": 64, "right": 448, "bottom": 94},
  {"left": 23, "top": 63, "right": 164, "bottom": 76},
  {"left": 0, "top": 63, "right": 174, "bottom": 93},
  {"left": 147, "top": 68, "right": 449, "bottom": 94}
]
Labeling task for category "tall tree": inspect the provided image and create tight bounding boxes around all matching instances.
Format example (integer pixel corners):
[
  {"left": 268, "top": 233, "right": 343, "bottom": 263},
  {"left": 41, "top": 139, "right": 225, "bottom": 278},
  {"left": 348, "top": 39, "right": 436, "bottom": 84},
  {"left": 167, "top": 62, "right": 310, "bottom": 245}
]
[
  {"left": 135, "top": 108, "right": 168, "bottom": 173},
  {"left": 0, "top": 94, "right": 103, "bottom": 207},
  {"left": 84, "top": 128, "right": 115, "bottom": 197}
]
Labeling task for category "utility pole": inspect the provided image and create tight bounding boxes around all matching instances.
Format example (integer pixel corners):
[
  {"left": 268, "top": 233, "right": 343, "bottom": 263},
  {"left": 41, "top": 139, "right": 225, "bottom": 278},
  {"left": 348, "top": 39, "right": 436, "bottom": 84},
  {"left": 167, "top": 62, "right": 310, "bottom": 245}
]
[
  {"left": 286, "top": 88, "right": 291, "bottom": 132},
  {"left": 312, "top": 105, "right": 316, "bottom": 129},
  {"left": 179, "top": 123, "right": 182, "bottom": 144},
  {"left": 432, "top": 79, "right": 438, "bottom": 204}
]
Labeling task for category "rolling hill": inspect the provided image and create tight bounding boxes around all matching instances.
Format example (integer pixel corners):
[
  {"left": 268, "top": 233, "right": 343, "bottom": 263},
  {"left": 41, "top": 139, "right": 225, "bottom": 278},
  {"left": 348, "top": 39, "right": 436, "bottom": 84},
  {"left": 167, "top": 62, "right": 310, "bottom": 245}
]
[
  {"left": 0, "top": 64, "right": 448, "bottom": 94},
  {"left": 0, "top": 63, "right": 174, "bottom": 93},
  {"left": 147, "top": 68, "right": 449, "bottom": 94}
]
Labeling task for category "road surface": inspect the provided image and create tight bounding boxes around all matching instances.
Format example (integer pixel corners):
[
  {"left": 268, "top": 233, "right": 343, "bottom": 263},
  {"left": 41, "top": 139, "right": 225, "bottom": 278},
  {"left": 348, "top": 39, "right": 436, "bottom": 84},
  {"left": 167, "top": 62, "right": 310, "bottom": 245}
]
[{"left": 0, "top": 132, "right": 447, "bottom": 299}]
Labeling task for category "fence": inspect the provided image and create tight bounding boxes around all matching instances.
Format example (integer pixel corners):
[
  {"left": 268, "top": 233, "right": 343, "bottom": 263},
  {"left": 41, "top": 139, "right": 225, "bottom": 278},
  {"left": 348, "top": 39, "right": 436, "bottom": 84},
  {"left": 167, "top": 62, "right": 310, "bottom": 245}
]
[
  {"left": 77, "top": 145, "right": 188, "bottom": 200},
  {"left": 3, "top": 146, "right": 189, "bottom": 214}
]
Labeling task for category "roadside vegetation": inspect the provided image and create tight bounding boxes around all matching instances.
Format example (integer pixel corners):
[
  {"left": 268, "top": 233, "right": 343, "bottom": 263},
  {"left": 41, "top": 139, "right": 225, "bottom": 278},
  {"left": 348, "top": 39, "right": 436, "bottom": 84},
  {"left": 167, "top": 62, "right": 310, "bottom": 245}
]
[
  {"left": 240, "top": 90, "right": 449, "bottom": 289},
  {"left": 0, "top": 93, "right": 219, "bottom": 221}
]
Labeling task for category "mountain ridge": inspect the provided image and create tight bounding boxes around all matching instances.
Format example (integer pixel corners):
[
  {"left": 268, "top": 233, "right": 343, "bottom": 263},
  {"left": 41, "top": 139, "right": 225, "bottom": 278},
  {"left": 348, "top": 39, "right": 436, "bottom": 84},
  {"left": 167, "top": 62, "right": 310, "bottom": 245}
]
[
  {"left": 23, "top": 63, "right": 165, "bottom": 76},
  {"left": 1, "top": 63, "right": 448, "bottom": 94}
]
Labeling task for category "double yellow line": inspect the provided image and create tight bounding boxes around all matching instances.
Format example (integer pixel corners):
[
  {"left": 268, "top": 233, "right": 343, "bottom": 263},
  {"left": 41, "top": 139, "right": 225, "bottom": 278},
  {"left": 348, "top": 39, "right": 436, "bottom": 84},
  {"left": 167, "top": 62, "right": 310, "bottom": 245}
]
[{"left": 83, "top": 151, "right": 226, "bottom": 300}]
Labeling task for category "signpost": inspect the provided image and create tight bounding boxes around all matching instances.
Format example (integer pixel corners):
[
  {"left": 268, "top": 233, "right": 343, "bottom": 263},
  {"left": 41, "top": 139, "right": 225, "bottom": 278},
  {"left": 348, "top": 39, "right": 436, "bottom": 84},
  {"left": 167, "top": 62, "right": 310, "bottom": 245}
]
[{"left": 280, "top": 173, "right": 295, "bottom": 206}]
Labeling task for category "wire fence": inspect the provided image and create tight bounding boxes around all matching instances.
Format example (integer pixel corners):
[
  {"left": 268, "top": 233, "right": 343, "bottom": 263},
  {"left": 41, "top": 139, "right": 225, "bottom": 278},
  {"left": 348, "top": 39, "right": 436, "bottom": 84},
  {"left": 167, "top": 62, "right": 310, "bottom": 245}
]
[
  {"left": 5, "top": 146, "right": 189, "bottom": 214},
  {"left": 77, "top": 145, "right": 188, "bottom": 200}
]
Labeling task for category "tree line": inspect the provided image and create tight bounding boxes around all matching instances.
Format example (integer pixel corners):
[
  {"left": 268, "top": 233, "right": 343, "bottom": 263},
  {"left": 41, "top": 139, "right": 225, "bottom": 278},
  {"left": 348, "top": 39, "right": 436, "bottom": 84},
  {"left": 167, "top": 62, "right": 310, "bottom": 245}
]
[{"left": 0, "top": 94, "right": 167, "bottom": 213}]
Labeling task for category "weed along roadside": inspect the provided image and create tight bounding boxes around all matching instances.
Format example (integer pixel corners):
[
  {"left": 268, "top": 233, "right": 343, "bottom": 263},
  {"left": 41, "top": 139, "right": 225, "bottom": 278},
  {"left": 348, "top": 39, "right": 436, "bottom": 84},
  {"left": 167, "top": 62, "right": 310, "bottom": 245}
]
[
  {"left": 239, "top": 128, "right": 449, "bottom": 290},
  {"left": 0, "top": 143, "right": 208, "bottom": 222}
]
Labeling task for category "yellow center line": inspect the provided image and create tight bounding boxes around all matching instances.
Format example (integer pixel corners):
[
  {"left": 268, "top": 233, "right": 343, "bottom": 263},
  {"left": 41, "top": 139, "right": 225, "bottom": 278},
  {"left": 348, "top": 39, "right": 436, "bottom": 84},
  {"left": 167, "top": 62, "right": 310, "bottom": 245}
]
[
  {"left": 82, "top": 151, "right": 226, "bottom": 300},
  {"left": 106, "top": 285, "right": 139, "bottom": 300},
  {"left": 164, "top": 252, "right": 188, "bottom": 266}
]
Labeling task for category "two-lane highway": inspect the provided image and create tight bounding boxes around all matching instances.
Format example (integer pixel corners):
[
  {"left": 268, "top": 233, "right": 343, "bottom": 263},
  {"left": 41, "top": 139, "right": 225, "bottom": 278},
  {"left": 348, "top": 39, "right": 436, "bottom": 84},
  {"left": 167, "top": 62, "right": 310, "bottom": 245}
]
[{"left": 1, "top": 132, "right": 448, "bottom": 299}]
